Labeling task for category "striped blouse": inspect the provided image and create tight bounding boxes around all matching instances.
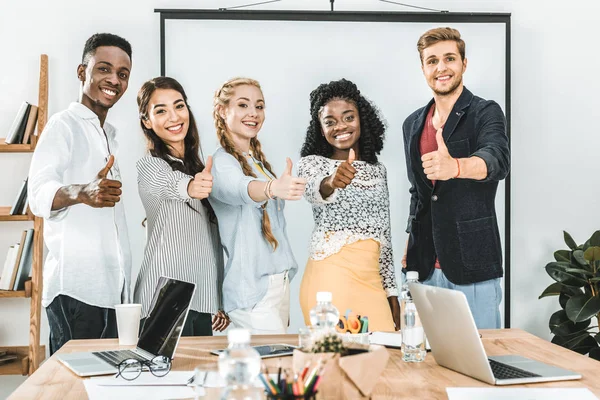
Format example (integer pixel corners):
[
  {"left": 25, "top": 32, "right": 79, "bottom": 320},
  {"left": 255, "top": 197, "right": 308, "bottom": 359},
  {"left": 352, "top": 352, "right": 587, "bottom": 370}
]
[{"left": 133, "top": 155, "right": 224, "bottom": 319}]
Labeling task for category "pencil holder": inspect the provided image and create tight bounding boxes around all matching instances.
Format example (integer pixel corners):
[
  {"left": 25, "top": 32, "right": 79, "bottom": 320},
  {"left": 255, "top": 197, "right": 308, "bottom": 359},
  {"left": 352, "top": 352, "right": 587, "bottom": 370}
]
[{"left": 265, "top": 392, "right": 317, "bottom": 400}]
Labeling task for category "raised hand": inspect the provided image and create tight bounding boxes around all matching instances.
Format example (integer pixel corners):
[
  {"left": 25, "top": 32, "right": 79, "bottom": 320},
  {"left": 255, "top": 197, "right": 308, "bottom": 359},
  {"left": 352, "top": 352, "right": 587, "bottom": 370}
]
[
  {"left": 80, "top": 155, "right": 123, "bottom": 208},
  {"left": 188, "top": 156, "right": 213, "bottom": 199},
  {"left": 329, "top": 148, "right": 357, "bottom": 189},
  {"left": 421, "top": 129, "right": 460, "bottom": 181},
  {"left": 270, "top": 158, "right": 307, "bottom": 201}
]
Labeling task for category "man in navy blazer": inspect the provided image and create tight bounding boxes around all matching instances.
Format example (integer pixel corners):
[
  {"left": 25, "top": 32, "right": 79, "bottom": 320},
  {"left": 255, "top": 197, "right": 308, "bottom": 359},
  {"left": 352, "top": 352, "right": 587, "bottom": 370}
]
[{"left": 401, "top": 27, "right": 510, "bottom": 329}]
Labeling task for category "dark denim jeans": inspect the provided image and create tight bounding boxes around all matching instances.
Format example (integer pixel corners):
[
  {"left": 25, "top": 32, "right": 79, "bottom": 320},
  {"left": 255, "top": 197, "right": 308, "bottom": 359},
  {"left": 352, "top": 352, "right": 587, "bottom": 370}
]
[{"left": 46, "top": 295, "right": 117, "bottom": 355}]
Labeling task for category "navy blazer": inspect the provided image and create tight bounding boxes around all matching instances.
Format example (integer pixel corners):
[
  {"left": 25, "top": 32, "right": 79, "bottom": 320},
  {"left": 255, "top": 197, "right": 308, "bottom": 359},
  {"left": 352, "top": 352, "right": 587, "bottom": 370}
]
[{"left": 402, "top": 87, "right": 510, "bottom": 285}]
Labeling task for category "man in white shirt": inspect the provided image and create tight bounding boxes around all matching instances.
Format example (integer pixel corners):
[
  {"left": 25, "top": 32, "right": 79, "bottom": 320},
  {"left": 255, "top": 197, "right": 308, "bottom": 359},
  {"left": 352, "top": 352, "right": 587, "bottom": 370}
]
[{"left": 28, "top": 33, "right": 133, "bottom": 354}]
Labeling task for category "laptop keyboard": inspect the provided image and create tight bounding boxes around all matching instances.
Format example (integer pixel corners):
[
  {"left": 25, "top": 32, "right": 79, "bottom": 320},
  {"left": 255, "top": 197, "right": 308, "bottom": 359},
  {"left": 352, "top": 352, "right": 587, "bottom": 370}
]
[
  {"left": 93, "top": 350, "right": 147, "bottom": 367},
  {"left": 488, "top": 358, "right": 541, "bottom": 380}
]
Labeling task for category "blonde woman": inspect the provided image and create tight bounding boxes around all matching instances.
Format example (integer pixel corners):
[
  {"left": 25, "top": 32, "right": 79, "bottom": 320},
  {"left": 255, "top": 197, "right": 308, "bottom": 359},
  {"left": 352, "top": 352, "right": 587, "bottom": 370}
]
[{"left": 209, "top": 77, "right": 306, "bottom": 334}]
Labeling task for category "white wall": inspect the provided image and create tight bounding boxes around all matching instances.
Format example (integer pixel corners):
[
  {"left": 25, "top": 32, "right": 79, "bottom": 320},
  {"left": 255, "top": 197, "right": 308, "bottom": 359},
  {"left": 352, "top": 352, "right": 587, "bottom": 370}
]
[{"left": 1, "top": 0, "right": 599, "bottom": 396}]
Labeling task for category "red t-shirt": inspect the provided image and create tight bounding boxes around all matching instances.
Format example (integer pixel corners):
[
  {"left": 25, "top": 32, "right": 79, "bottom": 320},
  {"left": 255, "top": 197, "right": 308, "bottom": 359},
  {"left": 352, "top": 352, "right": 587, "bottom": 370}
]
[{"left": 420, "top": 104, "right": 442, "bottom": 269}]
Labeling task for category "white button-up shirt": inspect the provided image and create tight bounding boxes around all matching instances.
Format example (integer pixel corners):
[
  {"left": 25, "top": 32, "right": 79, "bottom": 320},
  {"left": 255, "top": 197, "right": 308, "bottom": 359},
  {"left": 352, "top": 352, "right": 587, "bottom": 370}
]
[{"left": 28, "top": 102, "right": 132, "bottom": 309}]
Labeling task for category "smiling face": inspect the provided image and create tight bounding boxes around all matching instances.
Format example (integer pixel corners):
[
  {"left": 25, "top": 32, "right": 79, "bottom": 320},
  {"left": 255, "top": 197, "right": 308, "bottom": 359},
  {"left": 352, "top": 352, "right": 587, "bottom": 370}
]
[
  {"left": 319, "top": 98, "right": 361, "bottom": 159},
  {"left": 78, "top": 45, "right": 131, "bottom": 113},
  {"left": 142, "top": 88, "right": 189, "bottom": 156},
  {"left": 220, "top": 84, "right": 265, "bottom": 143},
  {"left": 421, "top": 40, "right": 467, "bottom": 97}
]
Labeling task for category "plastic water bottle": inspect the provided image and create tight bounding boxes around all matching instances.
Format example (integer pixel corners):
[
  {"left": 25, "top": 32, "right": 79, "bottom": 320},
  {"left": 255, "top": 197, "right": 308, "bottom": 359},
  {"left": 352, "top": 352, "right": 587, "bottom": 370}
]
[
  {"left": 218, "top": 328, "right": 261, "bottom": 399},
  {"left": 400, "top": 271, "right": 419, "bottom": 330},
  {"left": 402, "top": 300, "right": 427, "bottom": 362},
  {"left": 309, "top": 291, "right": 340, "bottom": 334}
]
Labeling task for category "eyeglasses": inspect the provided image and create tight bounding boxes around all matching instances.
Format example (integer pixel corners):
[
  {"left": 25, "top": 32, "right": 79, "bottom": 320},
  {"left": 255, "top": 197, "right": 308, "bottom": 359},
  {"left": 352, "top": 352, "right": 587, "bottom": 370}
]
[{"left": 115, "top": 355, "right": 171, "bottom": 381}]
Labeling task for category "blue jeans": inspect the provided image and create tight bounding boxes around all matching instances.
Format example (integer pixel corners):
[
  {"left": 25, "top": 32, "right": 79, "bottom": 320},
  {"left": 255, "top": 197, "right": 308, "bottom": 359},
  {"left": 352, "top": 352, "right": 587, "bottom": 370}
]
[{"left": 422, "top": 269, "right": 502, "bottom": 329}]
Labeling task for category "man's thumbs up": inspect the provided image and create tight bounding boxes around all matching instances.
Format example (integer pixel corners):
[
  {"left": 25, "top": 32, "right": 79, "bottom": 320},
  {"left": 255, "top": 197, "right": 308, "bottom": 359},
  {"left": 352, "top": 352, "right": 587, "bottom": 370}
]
[
  {"left": 421, "top": 128, "right": 459, "bottom": 181},
  {"left": 283, "top": 157, "right": 293, "bottom": 176},
  {"left": 435, "top": 128, "right": 449, "bottom": 154},
  {"left": 98, "top": 155, "right": 114, "bottom": 178}
]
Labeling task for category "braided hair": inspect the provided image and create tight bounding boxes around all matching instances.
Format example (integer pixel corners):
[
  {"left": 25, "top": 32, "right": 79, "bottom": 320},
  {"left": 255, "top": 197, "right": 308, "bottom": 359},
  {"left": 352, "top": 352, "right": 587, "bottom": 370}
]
[{"left": 213, "top": 77, "right": 279, "bottom": 250}]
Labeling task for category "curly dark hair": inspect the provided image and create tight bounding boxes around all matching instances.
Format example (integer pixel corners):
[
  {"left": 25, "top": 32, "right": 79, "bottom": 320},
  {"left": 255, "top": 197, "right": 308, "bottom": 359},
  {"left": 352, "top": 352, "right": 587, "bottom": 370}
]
[{"left": 300, "top": 78, "right": 386, "bottom": 164}]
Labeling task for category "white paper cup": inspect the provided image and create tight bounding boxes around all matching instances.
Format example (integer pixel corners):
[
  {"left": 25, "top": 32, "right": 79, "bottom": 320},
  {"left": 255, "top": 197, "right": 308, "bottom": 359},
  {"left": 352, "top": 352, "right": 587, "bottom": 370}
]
[{"left": 115, "top": 304, "right": 142, "bottom": 346}]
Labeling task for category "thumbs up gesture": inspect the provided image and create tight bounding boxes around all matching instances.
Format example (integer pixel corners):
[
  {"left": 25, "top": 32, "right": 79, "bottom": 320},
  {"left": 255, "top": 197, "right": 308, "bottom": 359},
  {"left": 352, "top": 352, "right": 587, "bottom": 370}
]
[
  {"left": 270, "top": 157, "right": 307, "bottom": 201},
  {"left": 421, "top": 129, "right": 460, "bottom": 181},
  {"left": 188, "top": 156, "right": 213, "bottom": 199},
  {"left": 81, "top": 155, "right": 123, "bottom": 208},
  {"left": 328, "top": 148, "right": 357, "bottom": 190}
]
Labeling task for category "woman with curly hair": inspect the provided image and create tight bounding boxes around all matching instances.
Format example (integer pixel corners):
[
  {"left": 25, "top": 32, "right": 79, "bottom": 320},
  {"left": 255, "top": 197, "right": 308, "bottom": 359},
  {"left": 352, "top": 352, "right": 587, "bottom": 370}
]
[
  {"left": 298, "top": 78, "right": 400, "bottom": 331},
  {"left": 209, "top": 77, "right": 306, "bottom": 334}
]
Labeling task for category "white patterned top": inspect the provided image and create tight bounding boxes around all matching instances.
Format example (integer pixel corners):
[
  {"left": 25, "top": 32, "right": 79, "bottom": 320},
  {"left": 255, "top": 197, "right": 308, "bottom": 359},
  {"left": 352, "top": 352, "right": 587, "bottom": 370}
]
[{"left": 297, "top": 155, "right": 398, "bottom": 297}]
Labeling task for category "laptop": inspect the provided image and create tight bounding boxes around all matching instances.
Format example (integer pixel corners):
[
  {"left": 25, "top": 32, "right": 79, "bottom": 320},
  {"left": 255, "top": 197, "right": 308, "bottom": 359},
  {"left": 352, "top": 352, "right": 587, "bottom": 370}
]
[
  {"left": 408, "top": 283, "right": 582, "bottom": 385},
  {"left": 57, "top": 276, "right": 196, "bottom": 377}
]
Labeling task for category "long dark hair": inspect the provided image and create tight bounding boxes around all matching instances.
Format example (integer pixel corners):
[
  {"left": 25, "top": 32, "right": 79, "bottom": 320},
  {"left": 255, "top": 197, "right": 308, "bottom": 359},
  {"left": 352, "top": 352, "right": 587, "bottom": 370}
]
[{"left": 137, "top": 76, "right": 215, "bottom": 221}]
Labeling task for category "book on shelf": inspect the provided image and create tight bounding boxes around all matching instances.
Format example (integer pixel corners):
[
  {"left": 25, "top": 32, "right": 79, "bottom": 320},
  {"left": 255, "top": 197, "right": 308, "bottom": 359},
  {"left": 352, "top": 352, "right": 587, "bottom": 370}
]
[
  {"left": 4, "top": 102, "right": 32, "bottom": 145},
  {"left": 22, "top": 104, "right": 38, "bottom": 144},
  {"left": 0, "top": 354, "right": 18, "bottom": 365},
  {"left": 9, "top": 178, "right": 28, "bottom": 215},
  {"left": 0, "top": 245, "right": 19, "bottom": 290},
  {"left": 13, "top": 229, "right": 34, "bottom": 290}
]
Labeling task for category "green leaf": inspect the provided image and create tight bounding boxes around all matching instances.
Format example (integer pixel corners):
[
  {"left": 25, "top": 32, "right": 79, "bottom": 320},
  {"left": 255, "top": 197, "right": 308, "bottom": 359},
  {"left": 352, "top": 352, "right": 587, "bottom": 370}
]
[
  {"left": 539, "top": 282, "right": 564, "bottom": 299},
  {"left": 584, "top": 246, "right": 600, "bottom": 263},
  {"left": 545, "top": 262, "right": 587, "bottom": 287},
  {"left": 554, "top": 250, "right": 571, "bottom": 262},
  {"left": 589, "top": 231, "right": 600, "bottom": 247},
  {"left": 564, "top": 231, "right": 578, "bottom": 250},
  {"left": 564, "top": 268, "right": 594, "bottom": 276},
  {"left": 559, "top": 286, "right": 583, "bottom": 309},
  {"left": 572, "top": 249, "right": 587, "bottom": 266},
  {"left": 565, "top": 294, "right": 600, "bottom": 322},
  {"left": 589, "top": 347, "right": 600, "bottom": 361},
  {"left": 549, "top": 310, "right": 590, "bottom": 336},
  {"left": 589, "top": 277, "right": 600, "bottom": 282},
  {"left": 568, "top": 334, "right": 598, "bottom": 355}
]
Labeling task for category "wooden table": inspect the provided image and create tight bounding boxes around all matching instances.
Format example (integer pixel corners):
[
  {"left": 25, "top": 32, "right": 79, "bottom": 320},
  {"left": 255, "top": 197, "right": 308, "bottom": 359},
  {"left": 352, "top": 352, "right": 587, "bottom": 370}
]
[{"left": 7, "top": 329, "right": 600, "bottom": 399}]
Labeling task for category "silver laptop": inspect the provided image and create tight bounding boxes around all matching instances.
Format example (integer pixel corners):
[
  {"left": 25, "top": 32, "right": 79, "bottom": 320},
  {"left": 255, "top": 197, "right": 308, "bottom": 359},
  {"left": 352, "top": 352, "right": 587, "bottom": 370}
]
[
  {"left": 57, "top": 277, "right": 196, "bottom": 377},
  {"left": 408, "top": 282, "right": 582, "bottom": 385}
]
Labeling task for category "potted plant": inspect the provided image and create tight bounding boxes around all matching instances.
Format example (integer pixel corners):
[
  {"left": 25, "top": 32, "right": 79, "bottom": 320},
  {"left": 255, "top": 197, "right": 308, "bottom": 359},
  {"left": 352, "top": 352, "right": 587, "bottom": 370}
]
[{"left": 539, "top": 231, "right": 600, "bottom": 360}]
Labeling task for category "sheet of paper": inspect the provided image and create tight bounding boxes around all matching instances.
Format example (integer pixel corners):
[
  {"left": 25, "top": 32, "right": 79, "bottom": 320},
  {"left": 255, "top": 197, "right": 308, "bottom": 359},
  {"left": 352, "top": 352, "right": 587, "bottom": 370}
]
[
  {"left": 369, "top": 331, "right": 431, "bottom": 350},
  {"left": 92, "top": 371, "right": 195, "bottom": 386},
  {"left": 83, "top": 379, "right": 197, "bottom": 400},
  {"left": 446, "top": 387, "right": 598, "bottom": 400}
]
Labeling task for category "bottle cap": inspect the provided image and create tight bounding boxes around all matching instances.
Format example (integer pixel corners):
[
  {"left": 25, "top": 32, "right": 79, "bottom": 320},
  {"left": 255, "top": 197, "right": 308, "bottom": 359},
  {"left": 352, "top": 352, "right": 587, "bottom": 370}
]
[
  {"left": 316, "top": 291, "right": 332, "bottom": 302},
  {"left": 406, "top": 271, "right": 419, "bottom": 281},
  {"left": 228, "top": 328, "right": 251, "bottom": 343}
]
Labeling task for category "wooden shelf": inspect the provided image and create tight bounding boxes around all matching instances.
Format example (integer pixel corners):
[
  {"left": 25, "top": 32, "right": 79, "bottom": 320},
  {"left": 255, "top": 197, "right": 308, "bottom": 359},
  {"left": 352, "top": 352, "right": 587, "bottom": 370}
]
[
  {"left": 0, "top": 280, "right": 32, "bottom": 298},
  {"left": 0, "top": 207, "right": 33, "bottom": 222},
  {"left": 0, "top": 347, "right": 30, "bottom": 376},
  {"left": 0, "top": 140, "right": 33, "bottom": 153}
]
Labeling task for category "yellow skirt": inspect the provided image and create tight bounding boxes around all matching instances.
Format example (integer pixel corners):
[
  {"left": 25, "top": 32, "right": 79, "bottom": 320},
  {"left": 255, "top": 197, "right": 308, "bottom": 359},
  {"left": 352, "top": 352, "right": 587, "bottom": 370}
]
[{"left": 299, "top": 239, "right": 395, "bottom": 332}]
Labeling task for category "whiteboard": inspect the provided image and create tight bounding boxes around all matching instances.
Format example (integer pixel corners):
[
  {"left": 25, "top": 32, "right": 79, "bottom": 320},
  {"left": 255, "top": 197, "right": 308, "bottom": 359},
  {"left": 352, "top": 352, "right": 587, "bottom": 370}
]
[{"left": 161, "top": 11, "right": 509, "bottom": 331}]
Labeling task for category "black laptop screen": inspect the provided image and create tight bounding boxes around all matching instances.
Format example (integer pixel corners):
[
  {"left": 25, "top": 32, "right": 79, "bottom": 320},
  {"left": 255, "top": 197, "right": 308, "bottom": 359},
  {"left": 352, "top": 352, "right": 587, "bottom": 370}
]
[{"left": 137, "top": 277, "right": 195, "bottom": 359}]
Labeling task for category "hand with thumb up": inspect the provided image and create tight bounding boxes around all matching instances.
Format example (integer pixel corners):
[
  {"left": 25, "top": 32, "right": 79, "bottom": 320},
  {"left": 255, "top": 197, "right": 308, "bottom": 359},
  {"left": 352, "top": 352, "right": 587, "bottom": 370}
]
[
  {"left": 421, "top": 128, "right": 460, "bottom": 181},
  {"left": 329, "top": 148, "right": 357, "bottom": 189},
  {"left": 269, "top": 157, "right": 307, "bottom": 201},
  {"left": 80, "top": 155, "right": 123, "bottom": 208},
  {"left": 188, "top": 156, "right": 213, "bottom": 200}
]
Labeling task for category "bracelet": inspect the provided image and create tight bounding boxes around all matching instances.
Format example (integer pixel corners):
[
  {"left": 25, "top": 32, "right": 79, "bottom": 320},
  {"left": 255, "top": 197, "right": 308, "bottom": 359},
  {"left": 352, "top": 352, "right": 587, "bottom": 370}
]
[
  {"left": 454, "top": 158, "right": 461, "bottom": 179},
  {"left": 264, "top": 180, "right": 274, "bottom": 200}
]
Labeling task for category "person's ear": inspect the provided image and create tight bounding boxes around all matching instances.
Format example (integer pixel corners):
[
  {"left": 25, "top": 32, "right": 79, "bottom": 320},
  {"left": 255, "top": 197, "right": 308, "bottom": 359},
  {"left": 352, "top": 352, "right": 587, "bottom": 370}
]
[
  {"left": 142, "top": 117, "right": 152, "bottom": 130},
  {"left": 462, "top": 57, "right": 468, "bottom": 73},
  {"left": 217, "top": 105, "right": 226, "bottom": 120},
  {"left": 77, "top": 64, "right": 86, "bottom": 82}
]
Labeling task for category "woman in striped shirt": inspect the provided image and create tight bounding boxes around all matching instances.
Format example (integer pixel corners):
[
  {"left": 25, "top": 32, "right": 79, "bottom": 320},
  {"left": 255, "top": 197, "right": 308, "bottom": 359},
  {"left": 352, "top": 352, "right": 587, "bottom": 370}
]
[
  {"left": 134, "top": 77, "right": 229, "bottom": 336},
  {"left": 209, "top": 77, "right": 306, "bottom": 334}
]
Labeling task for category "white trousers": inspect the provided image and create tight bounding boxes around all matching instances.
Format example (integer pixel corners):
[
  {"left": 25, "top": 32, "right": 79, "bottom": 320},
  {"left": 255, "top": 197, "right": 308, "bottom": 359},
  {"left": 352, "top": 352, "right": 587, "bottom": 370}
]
[{"left": 228, "top": 271, "right": 290, "bottom": 334}]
